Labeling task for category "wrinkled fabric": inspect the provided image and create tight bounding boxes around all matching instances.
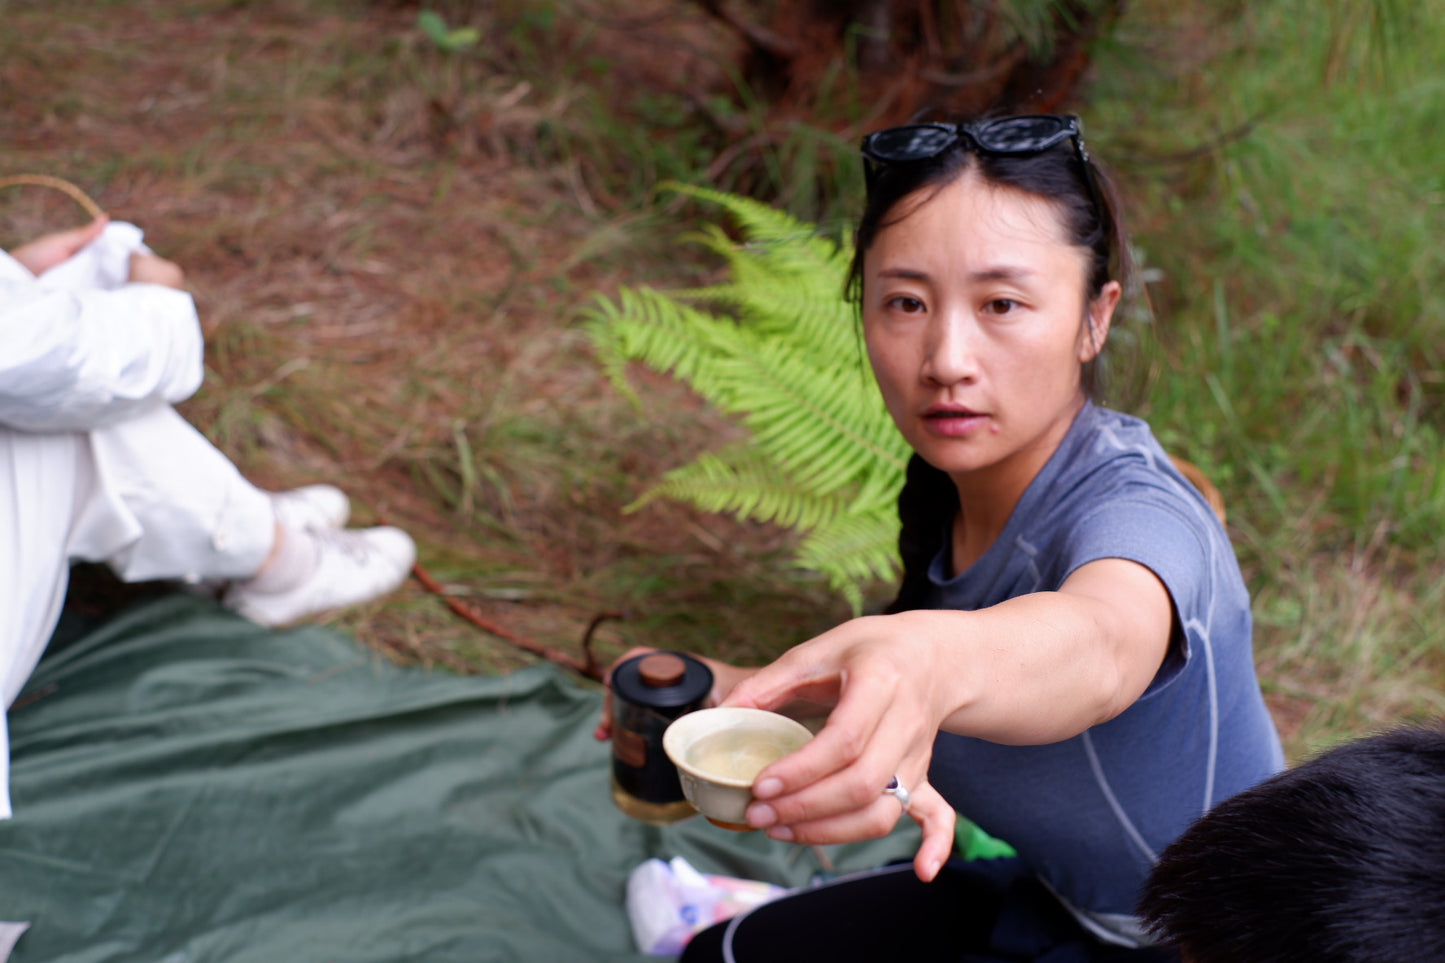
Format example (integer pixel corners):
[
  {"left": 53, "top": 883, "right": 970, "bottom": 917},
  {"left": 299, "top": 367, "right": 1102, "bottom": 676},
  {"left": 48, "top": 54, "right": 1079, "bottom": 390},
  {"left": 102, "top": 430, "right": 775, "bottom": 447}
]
[
  {"left": 0, "top": 594, "right": 916, "bottom": 962},
  {"left": 0, "top": 229, "right": 203, "bottom": 434}
]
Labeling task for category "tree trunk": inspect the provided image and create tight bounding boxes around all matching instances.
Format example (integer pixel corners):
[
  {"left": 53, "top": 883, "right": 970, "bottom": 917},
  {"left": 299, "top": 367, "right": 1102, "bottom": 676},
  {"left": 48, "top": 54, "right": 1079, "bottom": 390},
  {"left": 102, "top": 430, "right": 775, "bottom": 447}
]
[{"left": 694, "top": 0, "right": 1127, "bottom": 127}]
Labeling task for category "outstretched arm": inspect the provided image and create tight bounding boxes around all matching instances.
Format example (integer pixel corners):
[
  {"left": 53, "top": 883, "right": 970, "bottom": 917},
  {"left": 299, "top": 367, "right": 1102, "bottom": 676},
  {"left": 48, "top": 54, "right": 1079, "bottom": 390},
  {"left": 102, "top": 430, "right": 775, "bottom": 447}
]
[{"left": 722, "top": 556, "right": 1173, "bottom": 882}]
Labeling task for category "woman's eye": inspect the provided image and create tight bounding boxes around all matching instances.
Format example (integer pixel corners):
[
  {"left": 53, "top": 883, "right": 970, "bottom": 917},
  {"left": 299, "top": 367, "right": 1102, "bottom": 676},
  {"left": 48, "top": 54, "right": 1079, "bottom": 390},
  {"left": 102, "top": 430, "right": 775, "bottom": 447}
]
[
  {"left": 888, "top": 296, "right": 926, "bottom": 313},
  {"left": 984, "top": 298, "right": 1018, "bottom": 315}
]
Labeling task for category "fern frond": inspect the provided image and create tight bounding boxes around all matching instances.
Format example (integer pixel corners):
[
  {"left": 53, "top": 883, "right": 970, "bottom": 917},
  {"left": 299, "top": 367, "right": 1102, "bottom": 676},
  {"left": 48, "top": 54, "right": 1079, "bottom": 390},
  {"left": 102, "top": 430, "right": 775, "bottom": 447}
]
[
  {"left": 586, "top": 186, "right": 913, "bottom": 607},
  {"left": 795, "top": 511, "right": 902, "bottom": 615},
  {"left": 716, "top": 341, "right": 910, "bottom": 494},
  {"left": 585, "top": 286, "right": 743, "bottom": 402},
  {"left": 583, "top": 293, "right": 645, "bottom": 408},
  {"left": 663, "top": 182, "right": 826, "bottom": 247},
  {"left": 593, "top": 288, "right": 908, "bottom": 500},
  {"left": 628, "top": 443, "right": 852, "bottom": 530},
  {"left": 795, "top": 511, "right": 902, "bottom": 584},
  {"left": 678, "top": 216, "right": 858, "bottom": 350}
]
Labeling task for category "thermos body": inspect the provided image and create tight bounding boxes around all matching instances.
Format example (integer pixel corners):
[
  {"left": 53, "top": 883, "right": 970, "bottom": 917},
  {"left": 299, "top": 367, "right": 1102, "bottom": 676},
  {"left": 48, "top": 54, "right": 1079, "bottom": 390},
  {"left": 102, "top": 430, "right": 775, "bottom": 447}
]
[{"left": 609, "top": 651, "right": 714, "bottom": 824}]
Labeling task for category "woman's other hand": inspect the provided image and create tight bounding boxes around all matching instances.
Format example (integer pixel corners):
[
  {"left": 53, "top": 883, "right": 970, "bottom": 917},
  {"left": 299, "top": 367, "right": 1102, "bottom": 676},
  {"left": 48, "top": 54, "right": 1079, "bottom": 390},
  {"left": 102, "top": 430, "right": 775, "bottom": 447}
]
[
  {"left": 9, "top": 216, "right": 109, "bottom": 276},
  {"left": 128, "top": 252, "right": 186, "bottom": 289},
  {"left": 720, "top": 616, "right": 958, "bottom": 883}
]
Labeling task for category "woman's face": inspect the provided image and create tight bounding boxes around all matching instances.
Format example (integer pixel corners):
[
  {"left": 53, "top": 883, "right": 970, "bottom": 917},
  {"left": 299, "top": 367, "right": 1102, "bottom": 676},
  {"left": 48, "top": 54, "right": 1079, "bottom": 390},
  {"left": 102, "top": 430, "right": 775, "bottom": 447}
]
[{"left": 862, "top": 169, "right": 1120, "bottom": 487}]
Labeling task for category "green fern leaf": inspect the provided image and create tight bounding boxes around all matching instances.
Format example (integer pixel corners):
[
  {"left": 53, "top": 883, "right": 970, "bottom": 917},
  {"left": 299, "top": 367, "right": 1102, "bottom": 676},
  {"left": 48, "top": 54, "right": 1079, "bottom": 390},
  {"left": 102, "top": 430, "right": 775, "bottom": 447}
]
[
  {"left": 629, "top": 443, "right": 852, "bottom": 530},
  {"left": 586, "top": 185, "right": 910, "bottom": 611},
  {"left": 795, "top": 511, "right": 903, "bottom": 590}
]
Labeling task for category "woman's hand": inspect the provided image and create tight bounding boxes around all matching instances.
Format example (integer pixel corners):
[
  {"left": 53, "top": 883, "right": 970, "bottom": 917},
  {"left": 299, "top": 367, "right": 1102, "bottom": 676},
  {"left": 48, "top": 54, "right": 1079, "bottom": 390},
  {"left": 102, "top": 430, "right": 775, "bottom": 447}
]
[
  {"left": 719, "top": 559, "right": 1173, "bottom": 883},
  {"left": 128, "top": 251, "right": 186, "bottom": 289},
  {"left": 720, "top": 615, "right": 958, "bottom": 883},
  {"left": 9, "top": 216, "right": 109, "bottom": 276}
]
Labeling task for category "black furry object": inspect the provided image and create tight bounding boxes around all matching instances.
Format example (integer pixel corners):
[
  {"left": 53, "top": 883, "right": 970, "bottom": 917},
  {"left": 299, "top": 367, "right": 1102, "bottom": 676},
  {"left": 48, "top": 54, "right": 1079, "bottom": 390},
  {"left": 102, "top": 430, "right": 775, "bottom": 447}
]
[{"left": 1140, "top": 723, "right": 1445, "bottom": 963}]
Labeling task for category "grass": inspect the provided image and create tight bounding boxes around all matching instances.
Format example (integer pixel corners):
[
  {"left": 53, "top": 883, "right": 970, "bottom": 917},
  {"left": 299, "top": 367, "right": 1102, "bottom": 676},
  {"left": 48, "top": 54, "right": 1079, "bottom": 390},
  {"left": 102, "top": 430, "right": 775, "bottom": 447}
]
[
  {"left": 1090, "top": 0, "right": 1445, "bottom": 756},
  {"left": 2, "top": 0, "right": 1441, "bottom": 766}
]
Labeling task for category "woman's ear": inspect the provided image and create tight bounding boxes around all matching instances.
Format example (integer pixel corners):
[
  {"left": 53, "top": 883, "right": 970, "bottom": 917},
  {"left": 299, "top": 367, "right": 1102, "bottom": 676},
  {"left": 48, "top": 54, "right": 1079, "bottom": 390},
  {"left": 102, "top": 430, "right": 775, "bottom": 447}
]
[{"left": 1078, "top": 280, "right": 1122, "bottom": 363}]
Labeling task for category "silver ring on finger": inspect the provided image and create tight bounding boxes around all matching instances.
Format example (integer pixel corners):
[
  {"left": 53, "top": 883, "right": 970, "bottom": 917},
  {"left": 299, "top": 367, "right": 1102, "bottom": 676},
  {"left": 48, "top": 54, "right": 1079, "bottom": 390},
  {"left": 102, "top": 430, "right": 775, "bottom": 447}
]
[{"left": 884, "top": 775, "right": 911, "bottom": 812}]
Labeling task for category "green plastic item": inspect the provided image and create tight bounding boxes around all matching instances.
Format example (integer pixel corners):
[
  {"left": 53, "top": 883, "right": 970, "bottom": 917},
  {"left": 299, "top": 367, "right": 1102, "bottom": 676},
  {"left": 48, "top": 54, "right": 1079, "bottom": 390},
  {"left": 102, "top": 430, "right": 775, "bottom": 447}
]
[{"left": 956, "top": 817, "right": 1017, "bottom": 861}]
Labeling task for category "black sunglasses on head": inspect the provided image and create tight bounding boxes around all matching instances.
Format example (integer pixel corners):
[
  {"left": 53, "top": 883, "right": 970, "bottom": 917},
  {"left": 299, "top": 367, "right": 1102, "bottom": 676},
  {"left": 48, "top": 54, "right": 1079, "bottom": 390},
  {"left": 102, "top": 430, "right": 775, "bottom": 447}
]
[
  {"left": 861, "top": 114, "right": 1089, "bottom": 170},
  {"left": 860, "top": 114, "right": 1104, "bottom": 226}
]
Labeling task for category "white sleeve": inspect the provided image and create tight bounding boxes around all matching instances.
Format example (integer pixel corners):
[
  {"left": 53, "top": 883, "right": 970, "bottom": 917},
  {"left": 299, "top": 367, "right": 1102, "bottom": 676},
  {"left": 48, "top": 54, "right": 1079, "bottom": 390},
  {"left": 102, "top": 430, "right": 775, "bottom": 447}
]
[{"left": 0, "top": 259, "right": 205, "bottom": 432}]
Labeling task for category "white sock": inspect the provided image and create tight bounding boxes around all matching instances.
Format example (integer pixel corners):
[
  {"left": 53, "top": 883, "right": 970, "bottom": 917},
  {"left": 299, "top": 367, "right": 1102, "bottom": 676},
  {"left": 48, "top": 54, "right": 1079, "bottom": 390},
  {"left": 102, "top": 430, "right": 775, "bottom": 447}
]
[{"left": 241, "top": 524, "right": 320, "bottom": 594}]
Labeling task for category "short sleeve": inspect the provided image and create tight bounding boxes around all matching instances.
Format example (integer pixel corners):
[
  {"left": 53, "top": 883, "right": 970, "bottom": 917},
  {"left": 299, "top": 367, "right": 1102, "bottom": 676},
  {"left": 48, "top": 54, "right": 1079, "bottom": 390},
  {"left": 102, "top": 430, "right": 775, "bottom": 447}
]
[{"left": 1056, "top": 489, "right": 1233, "bottom": 698}]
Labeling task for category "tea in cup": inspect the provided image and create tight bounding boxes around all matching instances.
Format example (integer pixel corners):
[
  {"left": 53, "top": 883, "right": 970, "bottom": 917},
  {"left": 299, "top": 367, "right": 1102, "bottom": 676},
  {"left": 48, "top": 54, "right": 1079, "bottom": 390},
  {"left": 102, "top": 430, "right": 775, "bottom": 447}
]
[{"left": 663, "top": 707, "right": 813, "bottom": 830}]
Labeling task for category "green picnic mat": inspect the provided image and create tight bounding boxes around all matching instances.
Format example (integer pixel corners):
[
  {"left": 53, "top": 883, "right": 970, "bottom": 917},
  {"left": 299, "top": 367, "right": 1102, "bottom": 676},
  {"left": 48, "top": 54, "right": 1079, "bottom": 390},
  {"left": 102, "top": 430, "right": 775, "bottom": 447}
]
[{"left": 0, "top": 592, "right": 917, "bottom": 962}]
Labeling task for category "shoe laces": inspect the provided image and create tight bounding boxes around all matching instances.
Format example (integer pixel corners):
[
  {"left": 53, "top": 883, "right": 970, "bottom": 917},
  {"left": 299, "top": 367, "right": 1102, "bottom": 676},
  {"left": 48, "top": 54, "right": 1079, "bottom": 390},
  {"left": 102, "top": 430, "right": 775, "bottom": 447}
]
[{"left": 311, "top": 527, "right": 386, "bottom": 565}]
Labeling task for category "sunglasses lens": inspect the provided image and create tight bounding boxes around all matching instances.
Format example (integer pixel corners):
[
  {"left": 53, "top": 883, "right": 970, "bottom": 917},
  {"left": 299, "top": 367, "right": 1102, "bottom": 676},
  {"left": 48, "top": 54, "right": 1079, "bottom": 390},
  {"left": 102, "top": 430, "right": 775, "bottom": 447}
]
[
  {"left": 863, "top": 125, "right": 958, "bottom": 163},
  {"left": 973, "top": 116, "right": 1076, "bottom": 153}
]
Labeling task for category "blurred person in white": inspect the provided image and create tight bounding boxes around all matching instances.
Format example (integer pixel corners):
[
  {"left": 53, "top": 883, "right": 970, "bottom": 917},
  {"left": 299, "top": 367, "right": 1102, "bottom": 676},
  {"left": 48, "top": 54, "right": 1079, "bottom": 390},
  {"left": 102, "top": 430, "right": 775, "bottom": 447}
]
[{"left": 0, "top": 214, "right": 417, "bottom": 819}]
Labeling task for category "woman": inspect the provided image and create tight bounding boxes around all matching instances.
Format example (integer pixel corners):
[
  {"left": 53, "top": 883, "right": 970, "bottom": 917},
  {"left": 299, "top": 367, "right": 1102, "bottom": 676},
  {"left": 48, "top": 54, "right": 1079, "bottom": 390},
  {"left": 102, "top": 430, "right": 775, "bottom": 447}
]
[{"left": 611, "top": 114, "right": 1283, "bottom": 961}]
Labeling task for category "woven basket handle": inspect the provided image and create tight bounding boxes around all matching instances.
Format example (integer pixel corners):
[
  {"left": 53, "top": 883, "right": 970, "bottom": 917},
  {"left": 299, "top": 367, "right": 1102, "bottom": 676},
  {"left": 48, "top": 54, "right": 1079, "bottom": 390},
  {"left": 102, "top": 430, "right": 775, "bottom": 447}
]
[{"left": 0, "top": 174, "right": 106, "bottom": 221}]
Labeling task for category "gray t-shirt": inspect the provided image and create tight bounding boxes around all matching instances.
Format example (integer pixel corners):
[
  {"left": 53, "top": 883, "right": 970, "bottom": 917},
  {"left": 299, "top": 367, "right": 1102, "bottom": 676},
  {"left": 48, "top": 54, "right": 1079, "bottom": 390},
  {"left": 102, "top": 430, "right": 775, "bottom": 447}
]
[{"left": 918, "top": 403, "right": 1284, "bottom": 947}]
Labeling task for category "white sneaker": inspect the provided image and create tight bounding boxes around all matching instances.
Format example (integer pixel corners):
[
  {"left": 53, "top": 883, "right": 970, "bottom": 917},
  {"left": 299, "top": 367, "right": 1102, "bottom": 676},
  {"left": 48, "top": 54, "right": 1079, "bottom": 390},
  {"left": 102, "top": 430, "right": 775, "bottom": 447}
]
[
  {"left": 223, "top": 526, "right": 416, "bottom": 626},
  {"left": 269, "top": 484, "right": 351, "bottom": 533}
]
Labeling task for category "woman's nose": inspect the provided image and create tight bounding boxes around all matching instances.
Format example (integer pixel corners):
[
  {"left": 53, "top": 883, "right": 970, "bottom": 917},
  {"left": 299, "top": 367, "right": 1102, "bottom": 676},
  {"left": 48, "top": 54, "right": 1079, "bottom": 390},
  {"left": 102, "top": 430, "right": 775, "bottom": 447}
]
[{"left": 921, "top": 313, "right": 977, "bottom": 386}]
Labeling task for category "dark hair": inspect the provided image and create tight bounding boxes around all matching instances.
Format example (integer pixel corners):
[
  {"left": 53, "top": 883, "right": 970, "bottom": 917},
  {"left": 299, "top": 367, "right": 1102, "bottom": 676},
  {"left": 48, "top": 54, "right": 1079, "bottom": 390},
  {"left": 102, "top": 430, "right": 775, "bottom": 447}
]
[
  {"left": 1139, "top": 723, "right": 1445, "bottom": 963},
  {"left": 847, "top": 116, "right": 1134, "bottom": 401}
]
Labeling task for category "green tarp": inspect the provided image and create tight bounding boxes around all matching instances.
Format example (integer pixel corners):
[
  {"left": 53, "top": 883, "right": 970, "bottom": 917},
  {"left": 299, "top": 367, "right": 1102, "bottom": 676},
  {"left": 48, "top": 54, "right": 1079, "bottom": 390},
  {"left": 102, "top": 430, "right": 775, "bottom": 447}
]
[{"left": 0, "top": 594, "right": 917, "bottom": 962}]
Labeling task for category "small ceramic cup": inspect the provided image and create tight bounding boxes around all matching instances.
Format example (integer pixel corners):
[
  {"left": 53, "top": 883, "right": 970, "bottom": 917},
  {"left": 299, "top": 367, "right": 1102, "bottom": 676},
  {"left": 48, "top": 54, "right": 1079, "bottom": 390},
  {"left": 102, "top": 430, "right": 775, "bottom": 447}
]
[{"left": 663, "top": 706, "right": 813, "bottom": 830}]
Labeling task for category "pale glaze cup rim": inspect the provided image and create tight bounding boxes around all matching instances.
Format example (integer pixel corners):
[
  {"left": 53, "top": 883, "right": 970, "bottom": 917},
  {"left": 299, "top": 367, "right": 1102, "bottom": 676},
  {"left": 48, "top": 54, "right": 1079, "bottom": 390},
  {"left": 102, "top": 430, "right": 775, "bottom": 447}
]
[{"left": 663, "top": 706, "right": 813, "bottom": 788}]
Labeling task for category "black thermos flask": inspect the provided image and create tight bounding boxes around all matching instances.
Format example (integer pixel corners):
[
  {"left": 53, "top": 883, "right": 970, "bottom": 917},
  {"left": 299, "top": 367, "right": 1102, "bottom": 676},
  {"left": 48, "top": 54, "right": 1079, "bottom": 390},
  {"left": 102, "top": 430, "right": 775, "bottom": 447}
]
[{"left": 609, "top": 651, "right": 713, "bottom": 824}]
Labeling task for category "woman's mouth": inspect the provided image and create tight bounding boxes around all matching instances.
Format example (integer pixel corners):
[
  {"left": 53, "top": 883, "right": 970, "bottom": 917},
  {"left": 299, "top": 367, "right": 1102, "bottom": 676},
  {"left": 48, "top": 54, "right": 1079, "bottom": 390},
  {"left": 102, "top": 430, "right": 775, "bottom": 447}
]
[{"left": 922, "top": 406, "right": 988, "bottom": 437}]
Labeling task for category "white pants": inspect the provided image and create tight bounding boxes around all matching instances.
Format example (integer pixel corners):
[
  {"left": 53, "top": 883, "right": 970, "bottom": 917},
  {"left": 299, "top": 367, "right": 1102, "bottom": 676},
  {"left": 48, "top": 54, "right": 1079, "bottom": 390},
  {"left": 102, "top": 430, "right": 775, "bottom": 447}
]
[{"left": 0, "top": 404, "right": 275, "bottom": 817}]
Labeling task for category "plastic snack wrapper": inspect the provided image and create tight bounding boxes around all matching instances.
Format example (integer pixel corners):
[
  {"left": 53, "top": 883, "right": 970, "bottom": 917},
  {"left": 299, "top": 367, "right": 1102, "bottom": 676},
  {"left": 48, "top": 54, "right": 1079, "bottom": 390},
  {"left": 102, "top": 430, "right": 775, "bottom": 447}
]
[{"left": 625, "top": 856, "right": 791, "bottom": 955}]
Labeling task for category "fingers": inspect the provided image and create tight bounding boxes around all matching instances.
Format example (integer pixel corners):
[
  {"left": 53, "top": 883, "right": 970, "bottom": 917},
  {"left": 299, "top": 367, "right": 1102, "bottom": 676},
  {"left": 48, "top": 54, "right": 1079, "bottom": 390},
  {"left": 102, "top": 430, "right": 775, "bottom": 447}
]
[
  {"left": 67, "top": 216, "right": 110, "bottom": 252},
  {"left": 748, "top": 702, "right": 932, "bottom": 841},
  {"left": 907, "top": 783, "right": 957, "bottom": 882},
  {"left": 705, "top": 616, "right": 959, "bottom": 882},
  {"left": 747, "top": 761, "right": 899, "bottom": 840},
  {"left": 749, "top": 772, "right": 955, "bottom": 883},
  {"left": 730, "top": 635, "right": 950, "bottom": 878},
  {"left": 742, "top": 648, "right": 916, "bottom": 813},
  {"left": 745, "top": 699, "right": 893, "bottom": 822},
  {"left": 9, "top": 215, "right": 110, "bottom": 275}
]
